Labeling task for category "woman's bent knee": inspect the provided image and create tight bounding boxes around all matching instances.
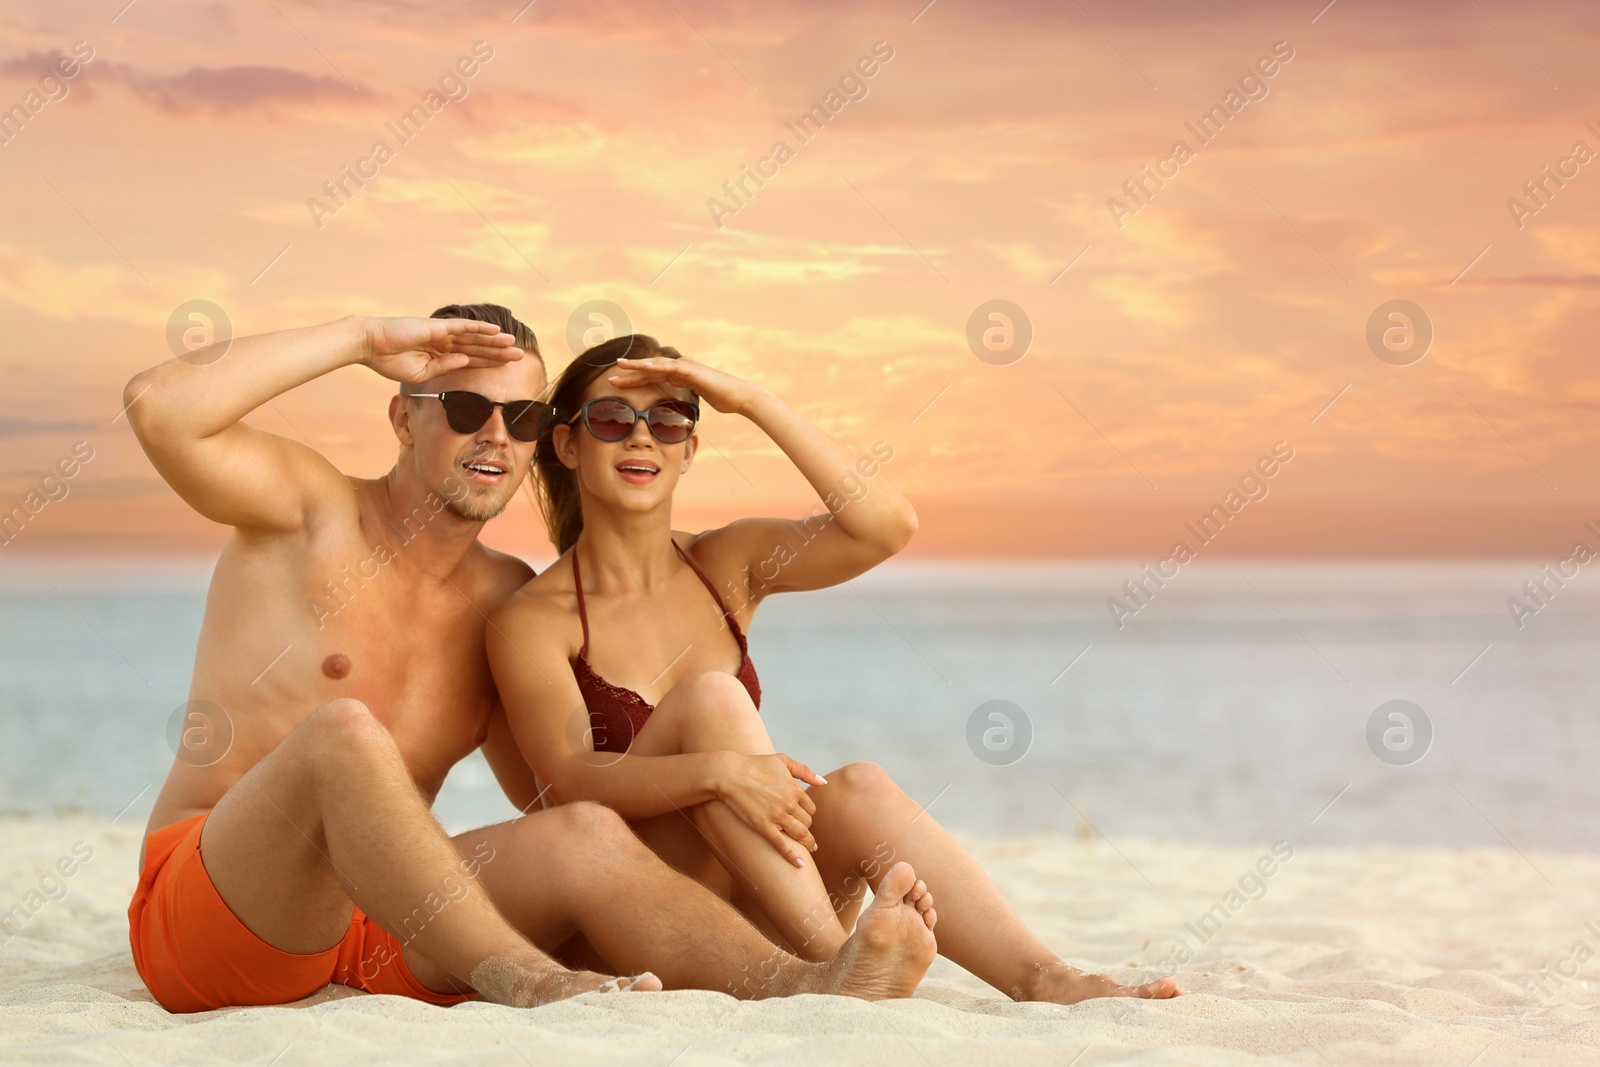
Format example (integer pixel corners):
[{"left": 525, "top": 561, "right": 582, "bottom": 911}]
[
  {"left": 674, "top": 671, "right": 755, "bottom": 710},
  {"left": 829, "top": 761, "right": 894, "bottom": 792},
  {"left": 813, "top": 761, "right": 900, "bottom": 811},
  {"left": 662, "top": 672, "right": 765, "bottom": 744}
]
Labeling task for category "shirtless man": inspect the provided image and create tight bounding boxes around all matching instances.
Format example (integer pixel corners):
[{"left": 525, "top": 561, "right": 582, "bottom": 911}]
[{"left": 122, "top": 304, "right": 937, "bottom": 1012}]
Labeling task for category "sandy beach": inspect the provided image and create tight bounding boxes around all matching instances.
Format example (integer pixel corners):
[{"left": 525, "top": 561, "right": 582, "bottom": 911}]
[{"left": 1, "top": 816, "right": 1595, "bottom": 1066}]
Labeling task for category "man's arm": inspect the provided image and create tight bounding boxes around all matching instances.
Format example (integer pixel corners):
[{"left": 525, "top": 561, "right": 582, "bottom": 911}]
[{"left": 124, "top": 315, "right": 522, "bottom": 532}]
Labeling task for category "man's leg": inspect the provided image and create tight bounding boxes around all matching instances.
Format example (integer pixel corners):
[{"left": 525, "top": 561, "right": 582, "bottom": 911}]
[
  {"left": 398, "top": 801, "right": 940, "bottom": 1001},
  {"left": 200, "top": 698, "right": 659, "bottom": 1005}
]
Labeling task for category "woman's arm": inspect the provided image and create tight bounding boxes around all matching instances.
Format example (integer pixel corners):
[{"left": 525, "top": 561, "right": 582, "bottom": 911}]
[
  {"left": 605, "top": 356, "right": 917, "bottom": 597},
  {"left": 486, "top": 593, "right": 823, "bottom": 857},
  {"left": 486, "top": 594, "right": 721, "bottom": 817}
]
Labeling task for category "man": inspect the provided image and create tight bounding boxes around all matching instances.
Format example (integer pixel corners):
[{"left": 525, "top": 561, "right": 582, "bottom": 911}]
[{"left": 123, "top": 305, "right": 937, "bottom": 1012}]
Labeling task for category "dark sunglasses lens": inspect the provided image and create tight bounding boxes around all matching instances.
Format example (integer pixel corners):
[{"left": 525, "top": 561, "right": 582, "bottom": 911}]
[
  {"left": 505, "top": 401, "right": 552, "bottom": 441},
  {"left": 440, "top": 393, "right": 493, "bottom": 434},
  {"left": 647, "top": 402, "right": 696, "bottom": 443},
  {"left": 586, "top": 400, "right": 636, "bottom": 441}
]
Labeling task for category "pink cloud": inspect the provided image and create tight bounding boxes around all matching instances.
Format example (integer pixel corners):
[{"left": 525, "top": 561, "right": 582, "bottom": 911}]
[{"left": 107, "top": 61, "right": 372, "bottom": 115}]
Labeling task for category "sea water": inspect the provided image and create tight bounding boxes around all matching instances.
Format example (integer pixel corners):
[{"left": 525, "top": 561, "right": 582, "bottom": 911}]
[{"left": 1, "top": 557, "right": 1594, "bottom": 853}]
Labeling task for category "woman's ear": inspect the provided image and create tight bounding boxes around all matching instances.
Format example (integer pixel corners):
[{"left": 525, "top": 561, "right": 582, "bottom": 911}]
[
  {"left": 680, "top": 431, "right": 698, "bottom": 472},
  {"left": 551, "top": 423, "right": 580, "bottom": 471}
]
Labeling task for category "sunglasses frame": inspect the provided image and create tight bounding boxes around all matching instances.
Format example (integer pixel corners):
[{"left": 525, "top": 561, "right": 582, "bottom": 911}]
[
  {"left": 407, "top": 390, "right": 557, "bottom": 442},
  {"left": 566, "top": 396, "right": 701, "bottom": 444}
]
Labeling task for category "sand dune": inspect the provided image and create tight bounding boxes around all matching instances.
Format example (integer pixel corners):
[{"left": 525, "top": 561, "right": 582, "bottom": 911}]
[{"left": 1, "top": 815, "right": 1596, "bottom": 1065}]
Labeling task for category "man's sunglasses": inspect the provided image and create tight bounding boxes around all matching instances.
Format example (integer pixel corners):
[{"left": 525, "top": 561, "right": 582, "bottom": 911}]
[
  {"left": 407, "top": 391, "right": 557, "bottom": 442},
  {"left": 567, "top": 397, "right": 699, "bottom": 444}
]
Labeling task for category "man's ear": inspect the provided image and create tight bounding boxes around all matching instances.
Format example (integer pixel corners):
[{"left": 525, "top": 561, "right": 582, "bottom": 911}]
[
  {"left": 551, "top": 423, "right": 579, "bottom": 471},
  {"left": 390, "top": 394, "right": 415, "bottom": 446}
]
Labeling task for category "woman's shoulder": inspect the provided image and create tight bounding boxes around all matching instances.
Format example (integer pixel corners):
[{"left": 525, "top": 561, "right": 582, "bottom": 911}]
[
  {"left": 677, "top": 521, "right": 775, "bottom": 573},
  {"left": 490, "top": 550, "right": 577, "bottom": 627},
  {"left": 673, "top": 526, "right": 735, "bottom": 571},
  {"left": 673, "top": 526, "right": 764, "bottom": 617}
]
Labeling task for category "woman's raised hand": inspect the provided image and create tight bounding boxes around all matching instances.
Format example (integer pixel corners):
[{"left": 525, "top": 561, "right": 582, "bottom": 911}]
[
  {"left": 606, "top": 356, "right": 761, "bottom": 416},
  {"left": 714, "top": 752, "right": 828, "bottom": 867}
]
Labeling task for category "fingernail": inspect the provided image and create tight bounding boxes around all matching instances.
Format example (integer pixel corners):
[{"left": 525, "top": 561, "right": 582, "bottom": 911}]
[{"left": 816, "top": 775, "right": 828, "bottom": 784}]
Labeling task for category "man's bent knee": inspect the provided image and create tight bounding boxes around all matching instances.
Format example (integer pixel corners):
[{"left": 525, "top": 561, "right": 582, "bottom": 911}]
[
  {"left": 545, "top": 800, "right": 633, "bottom": 842},
  {"left": 304, "top": 698, "right": 386, "bottom": 739},
  {"left": 535, "top": 802, "right": 654, "bottom": 878},
  {"left": 299, "top": 698, "right": 399, "bottom": 774},
  {"left": 493, "top": 801, "right": 621, "bottom": 850}
]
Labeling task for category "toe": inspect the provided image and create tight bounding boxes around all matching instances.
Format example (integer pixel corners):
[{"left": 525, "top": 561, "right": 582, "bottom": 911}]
[
  {"left": 1132, "top": 977, "right": 1180, "bottom": 999},
  {"left": 876, "top": 861, "right": 916, "bottom": 903},
  {"left": 595, "top": 971, "right": 663, "bottom": 994}
]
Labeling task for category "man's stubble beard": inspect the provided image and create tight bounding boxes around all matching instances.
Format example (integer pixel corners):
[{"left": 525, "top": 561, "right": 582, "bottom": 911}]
[
  {"left": 445, "top": 482, "right": 520, "bottom": 523},
  {"left": 443, "top": 443, "right": 524, "bottom": 523}
]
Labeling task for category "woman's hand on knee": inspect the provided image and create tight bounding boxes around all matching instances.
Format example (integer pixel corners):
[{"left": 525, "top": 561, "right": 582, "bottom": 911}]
[{"left": 714, "top": 752, "right": 826, "bottom": 867}]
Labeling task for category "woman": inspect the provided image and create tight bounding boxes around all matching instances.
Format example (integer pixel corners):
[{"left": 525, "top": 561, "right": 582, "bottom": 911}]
[{"left": 486, "top": 335, "right": 1182, "bottom": 1004}]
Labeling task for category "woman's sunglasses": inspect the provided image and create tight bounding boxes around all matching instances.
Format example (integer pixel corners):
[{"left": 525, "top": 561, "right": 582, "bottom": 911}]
[
  {"left": 567, "top": 397, "right": 699, "bottom": 444},
  {"left": 407, "top": 391, "right": 557, "bottom": 442}
]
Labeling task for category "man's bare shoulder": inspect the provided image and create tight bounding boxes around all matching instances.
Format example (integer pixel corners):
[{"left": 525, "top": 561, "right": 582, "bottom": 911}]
[
  {"left": 307, "top": 472, "right": 367, "bottom": 529},
  {"left": 501, "top": 550, "right": 573, "bottom": 608},
  {"left": 473, "top": 544, "right": 538, "bottom": 608},
  {"left": 481, "top": 543, "right": 537, "bottom": 587},
  {"left": 492, "top": 545, "right": 563, "bottom": 599}
]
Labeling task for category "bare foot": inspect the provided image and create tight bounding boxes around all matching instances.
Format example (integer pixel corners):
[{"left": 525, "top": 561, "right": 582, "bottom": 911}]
[
  {"left": 592, "top": 972, "right": 664, "bottom": 994},
  {"left": 470, "top": 957, "right": 663, "bottom": 1007},
  {"left": 810, "top": 862, "right": 937, "bottom": 1000},
  {"left": 1016, "top": 961, "right": 1185, "bottom": 1004}
]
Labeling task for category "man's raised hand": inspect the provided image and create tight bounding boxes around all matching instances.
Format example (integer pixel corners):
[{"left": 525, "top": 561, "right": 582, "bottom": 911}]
[{"left": 362, "top": 316, "right": 524, "bottom": 384}]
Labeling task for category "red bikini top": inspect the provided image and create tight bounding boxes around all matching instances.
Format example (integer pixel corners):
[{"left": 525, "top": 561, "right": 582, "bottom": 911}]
[{"left": 573, "top": 539, "right": 762, "bottom": 753}]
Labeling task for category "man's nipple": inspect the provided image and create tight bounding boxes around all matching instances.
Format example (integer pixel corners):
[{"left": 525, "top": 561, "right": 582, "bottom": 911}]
[{"left": 322, "top": 653, "right": 351, "bottom": 680}]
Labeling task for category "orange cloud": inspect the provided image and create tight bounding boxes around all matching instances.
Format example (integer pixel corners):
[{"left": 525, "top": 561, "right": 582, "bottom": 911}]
[{"left": 0, "top": 0, "right": 1597, "bottom": 559}]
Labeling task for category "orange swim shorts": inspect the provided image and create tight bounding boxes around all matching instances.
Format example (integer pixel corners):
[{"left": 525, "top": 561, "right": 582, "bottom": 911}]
[{"left": 127, "top": 812, "right": 474, "bottom": 1013}]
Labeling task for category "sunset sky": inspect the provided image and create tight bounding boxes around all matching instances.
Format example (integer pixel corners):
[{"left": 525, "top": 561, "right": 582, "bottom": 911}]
[{"left": 1, "top": 0, "right": 1597, "bottom": 560}]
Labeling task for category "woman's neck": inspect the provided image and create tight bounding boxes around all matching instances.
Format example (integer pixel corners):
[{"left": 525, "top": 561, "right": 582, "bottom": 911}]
[{"left": 573, "top": 508, "right": 681, "bottom": 595}]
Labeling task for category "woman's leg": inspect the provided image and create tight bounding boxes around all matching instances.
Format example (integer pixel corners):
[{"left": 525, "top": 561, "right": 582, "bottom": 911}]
[
  {"left": 807, "top": 761, "right": 1181, "bottom": 1004},
  {"left": 626, "top": 672, "right": 852, "bottom": 961},
  {"left": 625, "top": 678, "right": 1179, "bottom": 1002}
]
